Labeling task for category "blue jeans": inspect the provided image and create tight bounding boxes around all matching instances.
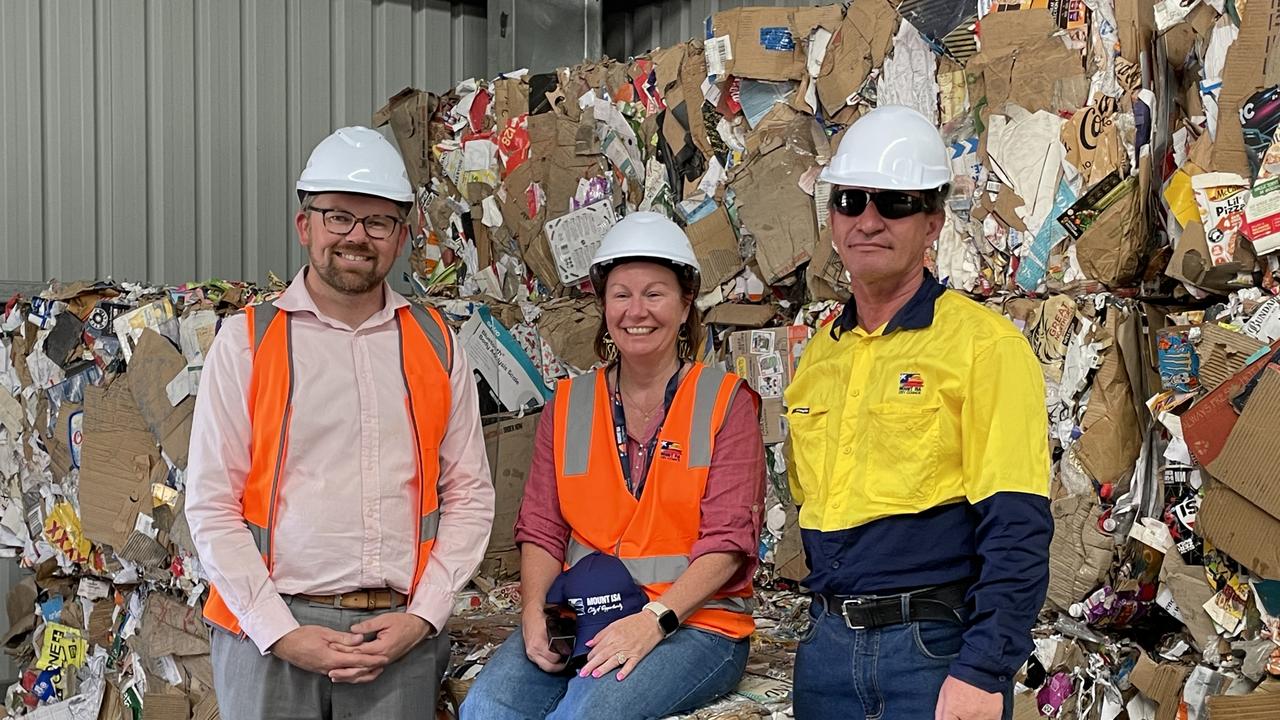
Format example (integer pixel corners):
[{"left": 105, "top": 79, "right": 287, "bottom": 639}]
[
  {"left": 793, "top": 602, "right": 1013, "bottom": 720},
  {"left": 460, "top": 624, "right": 749, "bottom": 720}
]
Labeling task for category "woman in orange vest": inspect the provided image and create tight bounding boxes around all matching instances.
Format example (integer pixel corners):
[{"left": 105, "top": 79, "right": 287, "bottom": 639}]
[{"left": 461, "top": 212, "right": 766, "bottom": 719}]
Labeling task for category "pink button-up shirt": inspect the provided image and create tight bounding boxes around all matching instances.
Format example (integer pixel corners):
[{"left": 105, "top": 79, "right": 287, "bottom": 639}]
[{"left": 186, "top": 269, "right": 495, "bottom": 654}]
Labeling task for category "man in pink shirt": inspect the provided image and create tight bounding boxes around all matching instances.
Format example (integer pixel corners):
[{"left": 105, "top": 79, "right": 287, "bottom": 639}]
[{"left": 187, "top": 126, "right": 495, "bottom": 718}]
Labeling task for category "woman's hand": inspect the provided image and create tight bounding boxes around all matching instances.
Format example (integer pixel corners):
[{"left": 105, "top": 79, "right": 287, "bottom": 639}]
[
  {"left": 522, "top": 606, "right": 569, "bottom": 673},
  {"left": 578, "top": 611, "right": 664, "bottom": 681}
]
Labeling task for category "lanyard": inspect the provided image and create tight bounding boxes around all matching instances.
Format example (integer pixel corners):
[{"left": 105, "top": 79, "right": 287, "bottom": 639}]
[{"left": 611, "top": 361, "right": 684, "bottom": 499}]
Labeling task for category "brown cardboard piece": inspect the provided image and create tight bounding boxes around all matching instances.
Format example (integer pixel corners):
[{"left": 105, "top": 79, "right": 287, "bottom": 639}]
[
  {"left": 773, "top": 504, "right": 807, "bottom": 581},
  {"left": 1210, "top": 0, "right": 1280, "bottom": 178},
  {"left": 815, "top": 0, "right": 898, "bottom": 115},
  {"left": 481, "top": 411, "right": 541, "bottom": 577},
  {"left": 1166, "top": 220, "right": 1258, "bottom": 302},
  {"left": 129, "top": 329, "right": 194, "bottom": 470},
  {"left": 966, "top": 19, "right": 1087, "bottom": 118},
  {"left": 686, "top": 207, "right": 742, "bottom": 289},
  {"left": 1158, "top": 550, "right": 1219, "bottom": 649},
  {"left": 135, "top": 592, "right": 211, "bottom": 659},
  {"left": 704, "top": 304, "right": 778, "bottom": 328},
  {"left": 2, "top": 576, "right": 37, "bottom": 647},
  {"left": 1197, "top": 324, "right": 1266, "bottom": 391},
  {"left": 708, "top": 8, "right": 807, "bottom": 82},
  {"left": 373, "top": 87, "right": 435, "bottom": 189},
  {"left": 142, "top": 690, "right": 189, "bottom": 720},
  {"left": 1129, "top": 652, "right": 1194, "bottom": 720},
  {"left": 1207, "top": 366, "right": 1280, "bottom": 519},
  {"left": 1045, "top": 493, "right": 1113, "bottom": 611},
  {"left": 1074, "top": 344, "right": 1142, "bottom": 486},
  {"left": 978, "top": 8, "right": 1057, "bottom": 50},
  {"left": 1207, "top": 682, "right": 1280, "bottom": 719},
  {"left": 731, "top": 113, "right": 821, "bottom": 284},
  {"left": 79, "top": 375, "right": 160, "bottom": 549},
  {"left": 1197, "top": 483, "right": 1280, "bottom": 581},
  {"left": 535, "top": 298, "right": 601, "bottom": 373},
  {"left": 1061, "top": 106, "right": 1127, "bottom": 187}
]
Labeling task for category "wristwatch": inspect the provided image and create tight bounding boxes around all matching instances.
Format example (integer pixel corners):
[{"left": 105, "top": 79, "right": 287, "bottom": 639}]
[{"left": 644, "top": 601, "right": 679, "bottom": 638}]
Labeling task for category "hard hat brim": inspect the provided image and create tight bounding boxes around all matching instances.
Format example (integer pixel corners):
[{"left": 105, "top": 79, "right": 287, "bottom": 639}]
[
  {"left": 818, "top": 166, "right": 952, "bottom": 191},
  {"left": 296, "top": 179, "right": 414, "bottom": 204}
]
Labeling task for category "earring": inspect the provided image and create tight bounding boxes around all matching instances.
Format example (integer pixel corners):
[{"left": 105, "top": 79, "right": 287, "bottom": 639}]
[
  {"left": 677, "top": 326, "right": 692, "bottom": 361},
  {"left": 602, "top": 332, "right": 618, "bottom": 362}
]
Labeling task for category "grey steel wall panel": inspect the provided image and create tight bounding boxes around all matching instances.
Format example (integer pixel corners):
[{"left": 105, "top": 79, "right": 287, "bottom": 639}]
[{"left": 1, "top": 0, "right": 487, "bottom": 287}]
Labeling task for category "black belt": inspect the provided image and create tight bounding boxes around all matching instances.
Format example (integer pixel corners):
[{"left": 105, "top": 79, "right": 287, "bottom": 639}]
[{"left": 815, "top": 580, "right": 970, "bottom": 630}]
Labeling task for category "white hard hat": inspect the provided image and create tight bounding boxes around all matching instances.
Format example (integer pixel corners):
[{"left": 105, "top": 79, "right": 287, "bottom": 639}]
[
  {"left": 819, "top": 105, "right": 952, "bottom": 190},
  {"left": 589, "top": 211, "right": 701, "bottom": 292},
  {"left": 297, "top": 126, "right": 414, "bottom": 203}
]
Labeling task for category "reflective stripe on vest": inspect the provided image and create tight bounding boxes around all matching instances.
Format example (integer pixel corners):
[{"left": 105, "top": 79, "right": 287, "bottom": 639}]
[{"left": 203, "top": 301, "right": 452, "bottom": 635}]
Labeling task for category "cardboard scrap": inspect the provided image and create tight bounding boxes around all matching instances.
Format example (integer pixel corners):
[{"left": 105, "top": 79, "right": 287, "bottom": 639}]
[
  {"left": 128, "top": 329, "right": 195, "bottom": 470},
  {"left": 686, "top": 206, "right": 743, "bottom": 289},
  {"left": 815, "top": 0, "right": 898, "bottom": 115},
  {"left": 1182, "top": 340, "right": 1280, "bottom": 466},
  {"left": 1129, "top": 652, "right": 1194, "bottom": 720},
  {"left": 1207, "top": 366, "right": 1280, "bottom": 519},
  {"left": 480, "top": 411, "right": 541, "bottom": 577},
  {"left": 1197, "top": 483, "right": 1280, "bottom": 581},
  {"left": 78, "top": 375, "right": 160, "bottom": 550},
  {"left": 1075, "top": 345, "right": 1142, "bottom": 486},
  {"left": 1196, "top": 324, "right": 1266, "bottom": 391},
  {"left": 1046, "top": 493, "right": 1114, "bottom": 611}
]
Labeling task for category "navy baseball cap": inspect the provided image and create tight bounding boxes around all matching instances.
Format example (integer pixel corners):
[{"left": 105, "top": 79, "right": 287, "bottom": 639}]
[{"left": 545, "top": 552, "right": 648, "bottom": 658}]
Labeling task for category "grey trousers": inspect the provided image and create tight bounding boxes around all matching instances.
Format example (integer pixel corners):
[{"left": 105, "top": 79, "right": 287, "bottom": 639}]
[{"left": 211, "top": 596, "right": 451, "bottom": 720}]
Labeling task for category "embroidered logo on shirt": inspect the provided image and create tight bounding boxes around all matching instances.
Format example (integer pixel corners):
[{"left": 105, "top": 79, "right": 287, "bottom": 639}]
[
  {"left": 659, "top": 440, "right": 683, "bottom": 462},
  {"left": 898, "top": 372, "right": 924, "bottom": 395}
]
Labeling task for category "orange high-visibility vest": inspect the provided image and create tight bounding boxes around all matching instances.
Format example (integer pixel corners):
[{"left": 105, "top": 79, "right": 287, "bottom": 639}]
[
  {"left": 554, "top": 363, "right": 757, "bottom": 639},
  {"left": 203, "top": 301, "right": 454, "bottom": 635}
]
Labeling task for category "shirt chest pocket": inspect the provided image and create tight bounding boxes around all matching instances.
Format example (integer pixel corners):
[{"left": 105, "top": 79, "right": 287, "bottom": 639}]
[
  {"left": 785, "top": 406, "right": 830, "bottom": 500},
  {"left": 863, "top": 403, "right": 941, "bottom": 506}
]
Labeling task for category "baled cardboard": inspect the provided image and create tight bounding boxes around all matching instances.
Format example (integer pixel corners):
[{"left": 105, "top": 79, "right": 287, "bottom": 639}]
[
  {"left": 481, "top": 410, "right": 542, "bottom": 577},
  {"left": 686, "top": 206, "right": 742, "bottom": 289},
  {"left": 1129, "top": 652, "right": 1194, "bottom": 720},
  {"left": 135, "top": 592, "right": 210, "bottom": 659},
  {"left": 78, "top": 375, "right": 160, "bottom": 550},
  {"left": 815, "top": 0, "right": 898, "bottom": 115},
  {"left": 373, "top": 87, "right": 436, "bottom": 189},
  {"left": 704, "top": 304, "right": 778, "bottom": 329},
  {"left": 1210, "top": 0, "right": 1280, "bottom": 179},
  {"left": 129, "top": 329, "right": 194, "bottom": 470},
  {"left": 1183, "top": 343, "right": 1280, "bottom": 466},
  {"left": 1207, "top": 366, "right": 1280, "bottom": 519},
  {"left": 1075, "top": 158, "right": 1150, "bottom": 288},
  {"left": 1197, "top": 483, "right": 1280, "bottom": 581},
  {"left": 535, "top": 298, "right": 601, "bottom": 374},
  {"left": 1197, "top": 324, "right": 1266, "bottom": 391},
  {"left": 707, "top": 8, "right": 807, "bottom": 82},
  {"left": 1046, "top": 493, "right": 1113, "bottom": 611},
  {"left": 728, "top": 326, "right": 812, "bottom": 445}
]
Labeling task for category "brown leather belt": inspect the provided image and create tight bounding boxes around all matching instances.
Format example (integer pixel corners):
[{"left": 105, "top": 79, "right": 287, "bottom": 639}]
[{"left": 291, "top": 589, "right": 408, "bottom": 610}]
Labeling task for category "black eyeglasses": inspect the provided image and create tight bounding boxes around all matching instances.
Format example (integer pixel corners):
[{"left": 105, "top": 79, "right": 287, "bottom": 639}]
[
  {"left": 306, "top": 206, "right": 403, "bottom": 240},
  {"left": 830, "top": 188, "right": 930, "bottom": 220}
]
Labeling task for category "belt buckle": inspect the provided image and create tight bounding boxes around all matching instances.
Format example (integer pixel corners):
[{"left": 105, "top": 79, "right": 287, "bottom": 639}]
[{"left": 841, "top": 596, "right": 870, "bottom": 630}]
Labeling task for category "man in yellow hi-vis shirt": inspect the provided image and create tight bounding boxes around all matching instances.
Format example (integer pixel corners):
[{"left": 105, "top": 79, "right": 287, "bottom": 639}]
[{"left": 785, "top": 106, "right": 1052, "bottom": 720}]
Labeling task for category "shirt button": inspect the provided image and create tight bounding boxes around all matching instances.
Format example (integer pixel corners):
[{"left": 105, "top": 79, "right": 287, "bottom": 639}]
[
  {"left": 830, "top": 561, "right": 840, "bottom": 569},
  {"left": 851, "top": 389, "right": 861, "bottom": 397},
  {"left": 842, "top": 446, "right": 853, "bottom": 455}
]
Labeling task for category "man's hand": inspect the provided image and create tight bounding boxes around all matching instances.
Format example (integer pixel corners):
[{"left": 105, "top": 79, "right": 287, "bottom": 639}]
[
  {"left": 522, "top": 607, "right": 568, "bottom": 673},
  {"left": 269, "top": 625, "right": 387, "bottom": 677},
  {"left": 935, "top": 675, "right": 1003, "bottom": 720},
  {"left": 328, "top": 613, "right": 433, "bottom": 683},
  {"left": 579, "top": 611, "right": 664, "bottom": 681}
]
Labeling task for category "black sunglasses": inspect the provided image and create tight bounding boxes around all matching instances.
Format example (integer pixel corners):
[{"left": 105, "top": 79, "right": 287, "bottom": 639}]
[{"left": 830, "top": 188, "right": 929, "bottom": 220}]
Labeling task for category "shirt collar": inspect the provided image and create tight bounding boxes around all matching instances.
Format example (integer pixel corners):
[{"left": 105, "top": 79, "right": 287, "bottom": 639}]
[
  {"left": 273, "top": 266, "right": 408, "bottom": 330},
  {"left": 830, "top": 270, "right": 946, "bottom": 341}
]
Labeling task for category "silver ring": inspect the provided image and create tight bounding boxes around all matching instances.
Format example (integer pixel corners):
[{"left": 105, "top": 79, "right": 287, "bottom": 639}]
[{"left": 615, "top": 652, "right": 627, "bottom": 664}]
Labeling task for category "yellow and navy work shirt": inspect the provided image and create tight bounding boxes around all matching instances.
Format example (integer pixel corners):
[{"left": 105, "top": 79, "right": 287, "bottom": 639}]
[{"left": 784, "top": 271, "right": 1052, "bottom": 693}]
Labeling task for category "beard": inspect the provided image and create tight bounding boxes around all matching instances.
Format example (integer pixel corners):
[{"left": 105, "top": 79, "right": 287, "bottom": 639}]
[{"left": 313, "top": 246, "right": 386, "bottom": 295}]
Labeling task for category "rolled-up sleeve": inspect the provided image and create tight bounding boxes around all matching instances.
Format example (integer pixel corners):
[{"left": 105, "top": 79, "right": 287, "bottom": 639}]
[
  {"left": 186, "top": 314, "right": 298, "bottom": 654},
  {"left": 691, "top": 387, "right": 765, "bottom": 592},
  {"left": 408, "top": 337, "right": 496, "bottom": 633},
  {"left": 513, "top": 402, "right": 571, "bottom": 563}
]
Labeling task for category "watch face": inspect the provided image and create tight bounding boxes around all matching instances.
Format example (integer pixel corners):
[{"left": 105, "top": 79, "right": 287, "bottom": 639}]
[{"left": 659, "top": 611, "right": 679, "bottom": 635}]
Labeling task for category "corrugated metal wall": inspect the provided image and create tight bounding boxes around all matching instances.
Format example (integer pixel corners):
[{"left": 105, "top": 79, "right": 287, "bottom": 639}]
[{"left": 0, "top": 0, "right": 487, "bottom": 287}]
